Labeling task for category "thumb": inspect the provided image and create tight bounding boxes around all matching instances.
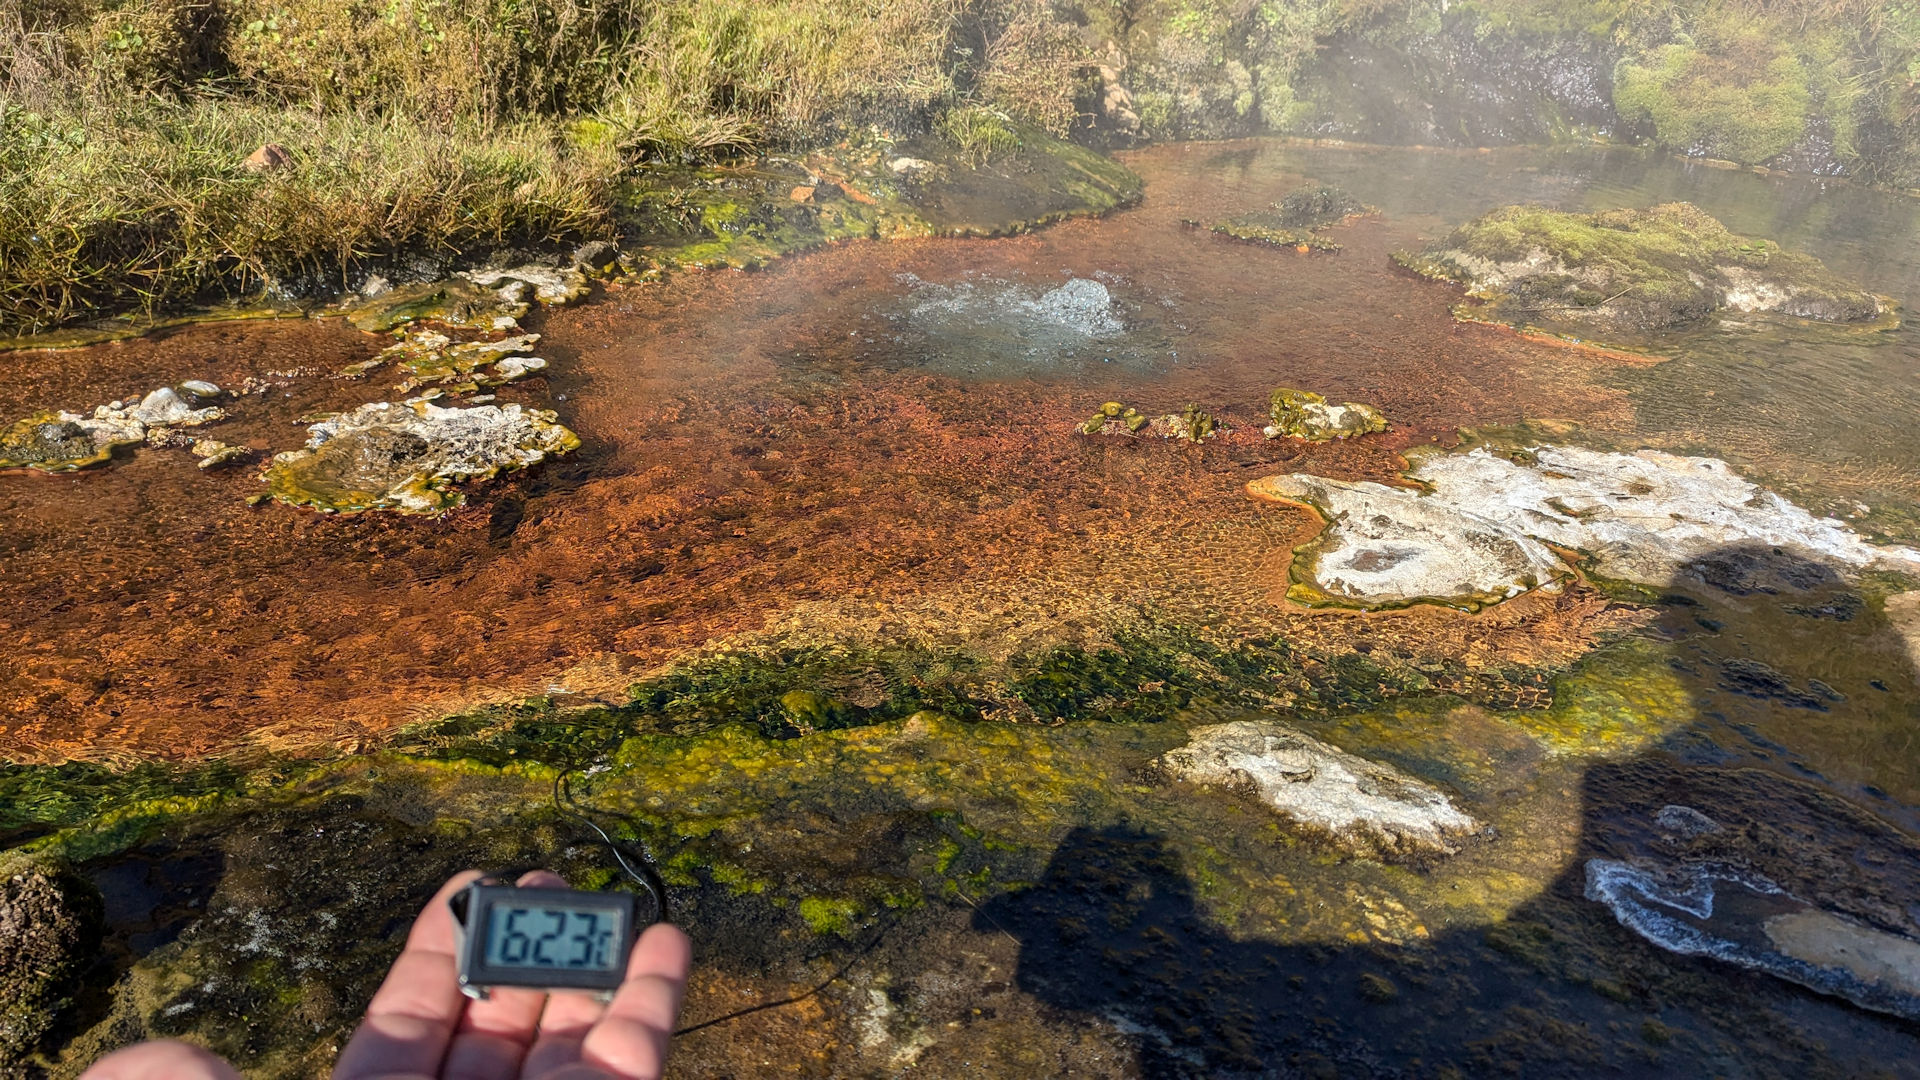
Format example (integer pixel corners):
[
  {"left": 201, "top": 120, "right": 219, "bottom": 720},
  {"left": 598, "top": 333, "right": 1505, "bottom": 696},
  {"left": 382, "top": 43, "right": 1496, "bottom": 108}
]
[{"left": 81, "top": 1040, "right": 245, "bottom": 1080}]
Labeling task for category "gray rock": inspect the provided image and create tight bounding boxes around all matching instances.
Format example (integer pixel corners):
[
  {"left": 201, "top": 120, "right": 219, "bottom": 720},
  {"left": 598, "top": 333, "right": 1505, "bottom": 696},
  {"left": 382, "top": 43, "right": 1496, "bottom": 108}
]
[
  {"left": 1587, "top": 858, "right": 1920, "bottom": 1021},
  {"left": 461, "top": 265, "right": 590, "bottom": 307},
  {"left": 130, "top": 387, "right": 225, "bottom": 428},
  {"left": 1653, "top": 804, "right": 1723, "bottom": 839},
  {"left": 1154, "top": 720, "right": 1480, "bottom": 860},
  {"left": 571, "top": 240, "right": 621, "bottom": 277},
  {"left": 178, "top": 380, "right": 224, "bottom": 400}
]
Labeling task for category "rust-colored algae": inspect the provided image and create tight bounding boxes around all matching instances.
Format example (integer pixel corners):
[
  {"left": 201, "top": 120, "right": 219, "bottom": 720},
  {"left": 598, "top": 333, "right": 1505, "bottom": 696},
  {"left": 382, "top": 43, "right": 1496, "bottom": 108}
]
[{"left": 0, "top": 144, "right": 1647, "bottom": 761}]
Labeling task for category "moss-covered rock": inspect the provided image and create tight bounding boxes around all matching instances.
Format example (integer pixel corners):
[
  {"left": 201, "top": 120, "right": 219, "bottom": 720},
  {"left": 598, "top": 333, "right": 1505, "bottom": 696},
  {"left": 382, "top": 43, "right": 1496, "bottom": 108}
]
[
  {"left": 0, "top": 852, "right": 103, "bottom": 1075},
  {"left": 616, "top": 125, "right": 1141, "bottom": 275},
  {"left": 0, "top": 411, "right": 139, "bottom": 472},
  {"left": 1265, "top": 388, "right": 1388, "bottom": 441},
  {"left": 340, "top": 277, "right": 529, "bottom": 335},
  {"left": 260, "top": 400, "right": 579, "bottom": 515},
  {"left": 1189, "top": 184, "right": 1376, "bottom": 254},
  {"left": 1396, "top": 202, "right": 1894, "bottom": 340},
  {"left": 1078, "top": 401, "right": 1220, "bottom": 442},
  {"left": 345, "top": 330, "right": 547, "bottom": 394}
]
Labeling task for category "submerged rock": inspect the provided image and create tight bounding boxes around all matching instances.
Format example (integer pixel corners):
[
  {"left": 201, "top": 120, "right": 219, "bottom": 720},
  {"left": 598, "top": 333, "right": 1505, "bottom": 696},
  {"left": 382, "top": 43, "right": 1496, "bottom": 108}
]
[
  {"left": 1252, "top": 445, "right": 1920, "bottom": 610},
  {"left": 1, "top": 381, "right": 237, "bottom": 471},
  {"left": 1265, "top": 388, "right": 1388, "bottom": 441},
  {"left": 1191, "top": 184, "right": 1376, "bottom": 254},
  {"left": 1251, "top": 471, "right": 1568, "bottom": 609},
  {"left": 350, "top": 329, "right": 547, "bottom": 393},
  {"left": 1154, "top": 720, "right": 1480, "bottom": 860},
  {"left": 190, "top": 439, "right": 253, "bottom": 470},
  {"left": 0, "top": 852, "right": 102, "bottom": 1068},
  {"left": 1586, "top": 859, "right": 1920, "bottom": 1022},
  {"left": 261, "top": 401, "right": 579, "bottom": 514},
  {"left": 1396, "top": 202, "right": 1893, "bottom": 338},
  {"left": 1079, "top": 401, "right": 1219, "bottom": 441},
  {"left": 130, "top": 387, "right": 225, "bottom": 428}
]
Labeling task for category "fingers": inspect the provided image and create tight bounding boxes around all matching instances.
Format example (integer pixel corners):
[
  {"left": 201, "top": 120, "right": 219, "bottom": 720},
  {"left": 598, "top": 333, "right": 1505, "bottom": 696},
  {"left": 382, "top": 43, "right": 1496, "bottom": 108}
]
[
  {"left": 332, "top": 870, "right": 482, "bottom": 1080},
  {"left": 81, "top": 1040, "right": 243, "bottom": 1080},
  {"left": 577, "top": 924, "right": 693, "bottom": 1080},
  {"left": 437, "top": 870, "right": 576, "bottom": 1080},
  {"left": 520, "top": 984, "right": 610, "bottom": 1078}
]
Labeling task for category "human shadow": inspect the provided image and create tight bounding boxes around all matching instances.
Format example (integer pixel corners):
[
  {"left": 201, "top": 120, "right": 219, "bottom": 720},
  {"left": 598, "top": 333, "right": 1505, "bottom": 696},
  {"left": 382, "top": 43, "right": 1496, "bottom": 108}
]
[{"left": 979, "top": 541, "right": 1920, "bottom": 1078}]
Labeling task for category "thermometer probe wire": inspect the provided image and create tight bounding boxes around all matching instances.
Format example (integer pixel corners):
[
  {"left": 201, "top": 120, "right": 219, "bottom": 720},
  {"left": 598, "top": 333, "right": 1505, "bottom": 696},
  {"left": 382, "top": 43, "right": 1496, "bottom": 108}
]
[
  {"left": 553, "top": 766, "right": 671, "bottom": 925},
  {"left": 545, "top": 731, "right": 895, "bottom": 1038}
]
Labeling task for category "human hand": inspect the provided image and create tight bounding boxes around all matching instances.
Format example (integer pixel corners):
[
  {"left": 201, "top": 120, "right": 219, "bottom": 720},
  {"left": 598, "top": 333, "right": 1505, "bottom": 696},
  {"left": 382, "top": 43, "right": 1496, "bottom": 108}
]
[{"left": 80, "top": 870, "right": 693, "bottom": 1080}]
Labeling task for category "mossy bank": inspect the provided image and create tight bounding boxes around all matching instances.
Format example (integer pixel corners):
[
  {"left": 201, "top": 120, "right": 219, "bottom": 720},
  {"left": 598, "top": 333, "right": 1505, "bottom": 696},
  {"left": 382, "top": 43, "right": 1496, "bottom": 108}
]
[{"left": 10, "top": 0, "right": 1920, "bottom": 341}]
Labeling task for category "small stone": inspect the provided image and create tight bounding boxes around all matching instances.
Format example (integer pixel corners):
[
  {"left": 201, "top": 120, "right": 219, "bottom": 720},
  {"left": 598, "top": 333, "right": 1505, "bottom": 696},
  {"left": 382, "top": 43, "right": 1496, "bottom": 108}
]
[
  {"left": 359, "top": 275, "right": 393, "bottom": 298},
  {"left": 571, "top": 240, "right": 621, "bottom": 277},
  {"left": 178, "top": 380, "right": 223, "bottom": 399},
  {"left": 1654, "top": 804, "right": 1723, "bottom": 839},
  {"left": 131, "top": 387, "right": 225, "bottom": 428},
  {"left": 889, "top": 157, "right": 934, "bottom": 174},
  {"left": 1358, "top": 972, "right": 1399, "bottom": 1003},
  {"left": 790, "top": 185, "right": 816, "bottom": 203},
  {"left": 487, "top": 356, "right": 548, "bottom": 384},
  {"left": 1265, "top": 388, "right": 1388, "bottom": 442},
  {"left": 242, "top": 143, "right": 294, "bottom": 173},
  {"left": 190, "top": 439, "right": 253, "bottom": 469}
]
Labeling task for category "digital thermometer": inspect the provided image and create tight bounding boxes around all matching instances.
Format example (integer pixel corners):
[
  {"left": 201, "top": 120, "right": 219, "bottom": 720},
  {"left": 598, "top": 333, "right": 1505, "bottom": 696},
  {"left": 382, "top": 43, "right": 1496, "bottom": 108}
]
[{"left": 449, "top": 881, "right": 640, "bottom": 999}]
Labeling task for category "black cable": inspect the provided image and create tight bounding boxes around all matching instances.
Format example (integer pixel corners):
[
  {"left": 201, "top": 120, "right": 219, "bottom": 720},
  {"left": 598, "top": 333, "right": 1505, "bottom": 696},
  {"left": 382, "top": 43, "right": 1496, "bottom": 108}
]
[
  {"left": 552, "top": 764, "right": 670, "bottom": 925},
  {"left": 539, "top": 721, "right": 892, "bottom": 1036},
  {"left": 672, "top": 915, "right": 894, "bottom": 1038}
]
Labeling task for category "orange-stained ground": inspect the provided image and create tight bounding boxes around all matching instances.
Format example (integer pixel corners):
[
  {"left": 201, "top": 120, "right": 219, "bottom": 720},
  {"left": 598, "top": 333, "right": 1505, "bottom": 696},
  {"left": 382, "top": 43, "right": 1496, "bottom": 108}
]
[{"left": 0, "top": 142, "right": 1642, "bottom": 762}]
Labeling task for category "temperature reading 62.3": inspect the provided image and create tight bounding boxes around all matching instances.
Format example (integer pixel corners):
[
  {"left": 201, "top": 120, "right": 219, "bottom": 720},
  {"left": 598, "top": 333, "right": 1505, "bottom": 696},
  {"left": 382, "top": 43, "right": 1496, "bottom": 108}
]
[{"left": 484, "top": 904, "right": 622, "bottom": 972}]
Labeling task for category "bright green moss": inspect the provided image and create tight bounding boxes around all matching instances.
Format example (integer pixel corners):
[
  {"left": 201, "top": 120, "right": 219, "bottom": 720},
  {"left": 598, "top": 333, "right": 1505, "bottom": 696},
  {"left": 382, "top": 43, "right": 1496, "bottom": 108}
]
[
  {"left": 1614, "top": 44, "right": 1811, "bottom": 164},
  {"left": 797, "top": 895, "right": 862, "bottom": 936}
]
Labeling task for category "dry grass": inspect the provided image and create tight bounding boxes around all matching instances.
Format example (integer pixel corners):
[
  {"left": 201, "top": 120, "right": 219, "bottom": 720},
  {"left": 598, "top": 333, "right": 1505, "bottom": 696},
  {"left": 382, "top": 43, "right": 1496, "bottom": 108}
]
[
  {"left": 0, "top": 0, "right": 1103, "bottom": 334},
  {"left": 0, "top": 100, "right": 617, "bottom": 332}
]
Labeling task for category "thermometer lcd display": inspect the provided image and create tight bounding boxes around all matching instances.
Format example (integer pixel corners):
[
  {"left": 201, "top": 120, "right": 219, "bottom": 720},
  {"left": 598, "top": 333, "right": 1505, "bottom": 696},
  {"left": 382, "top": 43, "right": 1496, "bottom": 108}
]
[
  {"left": 452, "top": 883, "right": 640, "bottom": 997},
  {"left": 484, "top": 903, "right": 624, "bottom": 971}
]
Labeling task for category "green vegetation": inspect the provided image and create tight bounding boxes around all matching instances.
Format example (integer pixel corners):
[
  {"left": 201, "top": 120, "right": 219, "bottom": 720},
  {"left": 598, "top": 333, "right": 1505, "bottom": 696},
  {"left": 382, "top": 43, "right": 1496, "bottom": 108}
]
[
  {"left": 0, "top": 0, "right": 1103, "bottom": 337},
  {"left": 7, "top": 0, "right": 1920, "bottom": 339},
  {"left": 1190, "top": 182, "right": 1375, "bottom": 252}
]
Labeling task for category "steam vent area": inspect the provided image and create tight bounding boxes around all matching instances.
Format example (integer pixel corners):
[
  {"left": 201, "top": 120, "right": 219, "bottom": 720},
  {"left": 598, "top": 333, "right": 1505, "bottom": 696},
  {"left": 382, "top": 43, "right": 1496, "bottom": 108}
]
[{"left": 12, "top": 3, "right": 1920, "bottom": 1077}]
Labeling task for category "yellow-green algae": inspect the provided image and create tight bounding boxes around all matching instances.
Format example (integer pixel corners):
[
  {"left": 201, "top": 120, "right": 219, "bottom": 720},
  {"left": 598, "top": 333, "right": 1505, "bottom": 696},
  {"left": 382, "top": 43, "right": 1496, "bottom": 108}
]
[{"left": 1, "top": 604, "right": 1908, "bottom": 1076}]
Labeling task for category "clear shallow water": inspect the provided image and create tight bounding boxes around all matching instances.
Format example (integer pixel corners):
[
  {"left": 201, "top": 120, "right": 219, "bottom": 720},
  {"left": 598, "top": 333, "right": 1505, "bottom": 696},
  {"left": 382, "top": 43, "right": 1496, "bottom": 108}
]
[{"left": 8, "top": 138, "right": 1920, "bottom": 1075}]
